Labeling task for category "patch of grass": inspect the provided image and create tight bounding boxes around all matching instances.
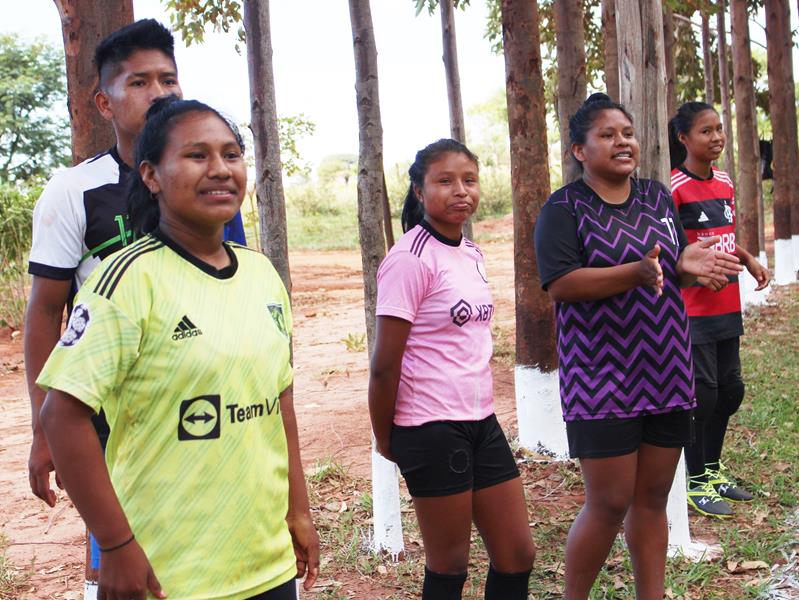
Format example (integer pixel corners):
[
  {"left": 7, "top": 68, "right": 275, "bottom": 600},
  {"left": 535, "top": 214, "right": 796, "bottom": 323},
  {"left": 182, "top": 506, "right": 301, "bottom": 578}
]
[
  {"left": 340, "top": 332, "right": 366, "bottom": 353},
  {"left": 0, "top": 534, "right": 29, "bottom": 600}
]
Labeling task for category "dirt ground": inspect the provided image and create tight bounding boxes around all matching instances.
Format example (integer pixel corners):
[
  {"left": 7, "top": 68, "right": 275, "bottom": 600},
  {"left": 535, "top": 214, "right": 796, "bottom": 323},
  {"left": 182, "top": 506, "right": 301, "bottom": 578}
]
[{"left": 0, "top": 220, "right": 519, "bottom": 599}]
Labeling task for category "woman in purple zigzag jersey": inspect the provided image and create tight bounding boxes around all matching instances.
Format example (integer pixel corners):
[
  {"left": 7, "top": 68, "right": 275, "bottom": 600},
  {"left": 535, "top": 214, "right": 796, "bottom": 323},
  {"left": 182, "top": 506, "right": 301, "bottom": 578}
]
[{"left": 534, "top": 93, "right": 743, "bottom": 600}]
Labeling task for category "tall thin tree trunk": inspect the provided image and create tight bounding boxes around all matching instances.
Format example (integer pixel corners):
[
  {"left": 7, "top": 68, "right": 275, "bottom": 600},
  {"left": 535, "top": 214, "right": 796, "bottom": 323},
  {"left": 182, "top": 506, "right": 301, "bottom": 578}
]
[
  {"left": 601, "top": 0, "right": 619, "bottom": 101},
  {"left": 501, "top": 0, "right": 564, "bottom": 456},
  {"left": 765, "top": 0, "right": 798, "bottom": 282},
  {"left": 663, "top": 6, "right": 677, "bottom": 117},
  {"left": 701, "top": 12, "right": 715, "bottom": 105},
  {"left": 439, "top": 0, "right": 473, "bottom": 240},
  {"left": 348, "top": 0, "right": 388, "bottom": 353},
  {"left": 349, "top": 0, "right": 401, "bottom": 559},
  {"left": 616, "top": 0, "right": 670, "bottom": 184},
  {"left": 53, "top": 0, "right": 133, "bottom": 164},
  {"left": 717, "top": 0, "right": 736, "bottom": 188},
  {"left": 731, "top": 0, "right": 761, "bottom": 256},
  {"left": 554, "top": 0, "right": 587, "bottom": 184},
  {"left": 243, "top": 1, "right": 291, "bottom": 293}
]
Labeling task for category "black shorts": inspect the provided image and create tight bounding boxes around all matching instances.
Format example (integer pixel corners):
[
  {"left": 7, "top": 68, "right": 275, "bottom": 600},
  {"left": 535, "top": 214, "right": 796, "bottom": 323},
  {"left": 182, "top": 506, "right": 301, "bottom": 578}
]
[
  {"left": 390, "top": 413, "right": 519, "bottom": 497},
  {"left": 566, "top": 410, "right": 695, "bottom": 459},
  {"left": 692, "top": 337, "right": 742, "bottom": 388},
  {"left": 247, "top": 578, "right": 296, "bottom": 600}
]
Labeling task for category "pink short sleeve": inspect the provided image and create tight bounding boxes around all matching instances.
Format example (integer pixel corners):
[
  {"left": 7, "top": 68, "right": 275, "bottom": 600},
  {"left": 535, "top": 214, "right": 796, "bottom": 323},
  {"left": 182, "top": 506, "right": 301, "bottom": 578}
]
[{"left": 376, "top": 251, "right": 431, "bottom": 323}]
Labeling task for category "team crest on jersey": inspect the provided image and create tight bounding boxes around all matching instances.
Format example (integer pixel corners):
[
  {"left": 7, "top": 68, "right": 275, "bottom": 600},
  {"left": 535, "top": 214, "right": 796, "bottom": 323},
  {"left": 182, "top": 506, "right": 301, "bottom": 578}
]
[
  {"left": 267, "top": 303, "right": 288, "bottom": 338},
  {"left": 59, "top": 304, "right": 90, "bottom": 347},
  {"left": 723, "top": 201, "right": 734, "bottom": 224}
]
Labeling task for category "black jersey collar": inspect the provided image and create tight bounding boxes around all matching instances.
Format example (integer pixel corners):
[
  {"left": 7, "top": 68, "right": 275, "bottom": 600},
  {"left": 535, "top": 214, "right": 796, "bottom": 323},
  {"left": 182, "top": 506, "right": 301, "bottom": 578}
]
[
  {"left": 151, "top": 228, "right": 238, "bottom": 279},
  {"left": 420, "top": 218, "right": 462, "bottom": 247},
  {"left": 578, "top": 177, "right": 637, "bottom": 209}
]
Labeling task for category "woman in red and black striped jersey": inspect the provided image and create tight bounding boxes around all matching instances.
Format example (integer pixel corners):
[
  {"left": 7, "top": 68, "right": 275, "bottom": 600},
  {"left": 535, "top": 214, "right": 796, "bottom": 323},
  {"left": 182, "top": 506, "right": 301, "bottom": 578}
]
[{"left": 668, "top": 102, "right": 771, "bottom": 519}]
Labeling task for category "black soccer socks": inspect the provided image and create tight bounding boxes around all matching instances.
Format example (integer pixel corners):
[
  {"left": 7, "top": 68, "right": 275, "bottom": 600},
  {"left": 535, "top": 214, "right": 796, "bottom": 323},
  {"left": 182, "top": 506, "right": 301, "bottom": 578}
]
[
  {"left": 422, "top": 567, "right": 467, "bottom": 599},
  {"left": 484, "top": 564, "right": 532, "bottom": 599}
]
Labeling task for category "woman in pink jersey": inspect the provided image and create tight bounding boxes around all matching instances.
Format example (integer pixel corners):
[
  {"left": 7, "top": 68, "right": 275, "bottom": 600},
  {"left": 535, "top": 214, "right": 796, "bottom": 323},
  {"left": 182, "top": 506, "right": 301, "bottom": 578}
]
[
  {"left": 668, "top": 102, "right": 770, "bottom": 519},
  {"left": 369, "top": 139, "right": 535, "bottom": 599}
]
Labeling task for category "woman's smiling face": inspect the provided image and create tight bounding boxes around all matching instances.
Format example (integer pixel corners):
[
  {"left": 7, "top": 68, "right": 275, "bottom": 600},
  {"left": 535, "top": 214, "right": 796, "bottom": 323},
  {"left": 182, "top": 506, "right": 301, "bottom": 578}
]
[{"left": 572, "top": 108, "right": 640, "bottom": 183}]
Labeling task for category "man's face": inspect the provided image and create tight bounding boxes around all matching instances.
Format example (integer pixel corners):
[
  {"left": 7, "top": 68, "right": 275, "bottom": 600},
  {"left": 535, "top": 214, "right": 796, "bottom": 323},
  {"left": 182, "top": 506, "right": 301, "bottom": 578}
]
[{"left": 95, "top": 49, "right": 182, "bottom": 140}]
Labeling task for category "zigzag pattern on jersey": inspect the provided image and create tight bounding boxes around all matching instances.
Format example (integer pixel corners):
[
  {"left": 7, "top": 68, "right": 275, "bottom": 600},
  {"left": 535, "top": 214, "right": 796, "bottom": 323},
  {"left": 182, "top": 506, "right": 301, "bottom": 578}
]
[
  {"left": 93, "top": 236, "right": 164, "bottom": 299},
  {"left": 557, "top": 294, "right": 693, "bottom": 419},
  {"left": 554, "top": 180, "right": 694, "bottom": 420}
]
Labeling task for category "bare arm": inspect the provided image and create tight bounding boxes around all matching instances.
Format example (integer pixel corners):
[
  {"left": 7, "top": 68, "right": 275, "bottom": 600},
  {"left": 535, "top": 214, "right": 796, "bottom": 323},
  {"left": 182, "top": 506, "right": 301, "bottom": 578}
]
[
  {"left": 24, "top": 276, "right": 70, "bottom": 506},
  {"left": 40, "top": 389, "right": 164, "bottom": 599},
  {"left": 279, "top": 385, "right": 319, "bottom": 591},
  {"left": 368, "top": 316, "right": 412, "bottom": 460}
]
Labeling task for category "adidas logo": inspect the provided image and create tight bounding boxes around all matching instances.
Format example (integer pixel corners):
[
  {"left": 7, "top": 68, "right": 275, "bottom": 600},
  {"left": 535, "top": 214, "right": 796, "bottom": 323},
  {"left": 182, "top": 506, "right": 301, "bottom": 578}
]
[
  {"left": 698, "top": 211, "right": 709, "bottom": 222},
  {"left": 172, "top": 315, "right": 203, "bottom": 341}
]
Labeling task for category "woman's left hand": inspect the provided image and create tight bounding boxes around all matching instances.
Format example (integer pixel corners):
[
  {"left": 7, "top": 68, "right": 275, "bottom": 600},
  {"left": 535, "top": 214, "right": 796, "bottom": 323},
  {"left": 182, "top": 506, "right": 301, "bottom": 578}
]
[
  {"left": 679, "top": 236, "right": 743, "bottom": 284},
  {"left": 287, "top": 512, "right": 320, "bottom": 591}
]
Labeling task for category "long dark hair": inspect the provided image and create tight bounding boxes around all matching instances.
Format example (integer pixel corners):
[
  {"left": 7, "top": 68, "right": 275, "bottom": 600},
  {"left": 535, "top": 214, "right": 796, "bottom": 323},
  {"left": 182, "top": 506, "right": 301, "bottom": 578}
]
[
  {"left": 568, "top": 93, "right": 634, "bottom": 171},
  {"left": 127, "top": 96, "right": 245, "bottom": 236},
  {"left": 400, "top": 138, "right": 479, "bottom": 232},
  {"left": 668, "top": 101, "right": 717, "bottom": 170}
]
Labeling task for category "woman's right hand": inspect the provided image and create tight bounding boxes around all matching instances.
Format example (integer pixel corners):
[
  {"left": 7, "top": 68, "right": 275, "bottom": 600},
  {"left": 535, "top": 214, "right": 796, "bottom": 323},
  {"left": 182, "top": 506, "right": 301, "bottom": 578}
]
[
  {"left": 637, "top": 244, "right": 664, "bottom": 296},
  {"left": 375, "top": 436, "right": 394, "bottom": 463},
  {"left": 98, "top": 540, "right": 165, "bottom": 600}
]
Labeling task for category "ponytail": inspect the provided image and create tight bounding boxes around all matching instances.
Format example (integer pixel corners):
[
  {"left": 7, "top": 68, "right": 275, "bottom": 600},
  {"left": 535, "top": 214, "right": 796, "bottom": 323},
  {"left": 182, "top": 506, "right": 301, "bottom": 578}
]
[
  {"left": 401, "top": 183, "right": 425, "bottom": 232},
  {"left": 668, "top": 117, "right": 687, "bottom": 171}
]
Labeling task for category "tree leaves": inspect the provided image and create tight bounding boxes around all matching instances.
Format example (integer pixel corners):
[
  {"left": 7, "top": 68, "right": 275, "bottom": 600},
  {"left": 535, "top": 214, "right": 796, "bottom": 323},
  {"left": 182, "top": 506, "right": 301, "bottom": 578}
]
[{"left": 0, "top": 34, "right": 69, "bottom": 182}]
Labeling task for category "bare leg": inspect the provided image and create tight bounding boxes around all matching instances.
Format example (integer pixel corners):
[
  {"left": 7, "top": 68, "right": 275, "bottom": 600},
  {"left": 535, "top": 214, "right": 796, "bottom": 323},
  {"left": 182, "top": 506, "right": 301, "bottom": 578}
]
[
  {"left": 623, "top": 443, "right": 682, "bottom": 600},
  {"left": 413, "top": 490, "right": 473, "bottom": 574},
  {"left": 564, "top": 452, "right": 638, "bottom": 600},
  {"left": 472, "top": 477, "right": 535, "bottom": 572}
]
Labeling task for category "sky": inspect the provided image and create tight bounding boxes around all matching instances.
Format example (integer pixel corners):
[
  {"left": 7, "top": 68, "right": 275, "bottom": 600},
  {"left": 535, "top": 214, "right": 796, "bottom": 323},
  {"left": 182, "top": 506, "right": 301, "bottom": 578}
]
[
  {"left": 5, "top": 0, "right": 506, "bottom": 171},
  {"left": 4, "top": 1, "right": 797, "bottom": 173}
]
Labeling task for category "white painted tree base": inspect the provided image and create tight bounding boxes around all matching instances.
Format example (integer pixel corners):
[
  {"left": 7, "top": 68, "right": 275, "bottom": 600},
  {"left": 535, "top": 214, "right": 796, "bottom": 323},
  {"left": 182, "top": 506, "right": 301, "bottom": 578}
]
[
  {"left": 514, "top": 366, "right": 568, "bottom": 459},
  {"left": 739, "top": 254, "right": 771, "bottom": 309},
  {"left": 84, "top": 582, "right": 97, "bottom": 600},
  {"left": 793, "top": 235, "right": 799, "bottom": 273},
  {"left": 370, "top": 446, "right": 404, "bottom": 558},
  {"left": 775, "top": 239, "right": 797, "bottom": 285},
  {"left": 665, "top": 452, "right": 720, "bottom": 561}
]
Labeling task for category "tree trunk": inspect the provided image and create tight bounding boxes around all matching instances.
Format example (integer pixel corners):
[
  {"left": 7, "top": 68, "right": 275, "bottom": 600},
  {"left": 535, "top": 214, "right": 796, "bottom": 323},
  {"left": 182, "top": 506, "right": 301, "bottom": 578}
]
[
  {"left": 765, "top": 0, "right": 798, "bottom": 281},
  {"left": 616, "top": 0, "right": 670, "bottom": 185},
  {"left": 243, "top": 1, "right": 292, "bottom": 293},
  {"left": 663, "top": 6, "right": 677, "bottom": 117},
  {"left": 554, "top": 0, "right": 587, "bottom": 184},
  {"left": 53, "top": 0, "right": 133, "bottom": 165},
  {"left": 601, "top": 0, "right": 620, "bottom": 101},
  {"left": 501, "top": 0, "right": 566, "bottom": 455},
  {"left": 439, "top": 0, "right": 473, "bottom": 240},
  {"left": 731, "top": 0, "right": 761, "bottom": 255},
  {"left": 717, "top": 0, "right": 736, "bottom": 188},
  {"left": 348, "top": 0, "right": 387, "bottom": 354},
  {"left": 701, "top": 12, "right": 715, "bottom": 105}
]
